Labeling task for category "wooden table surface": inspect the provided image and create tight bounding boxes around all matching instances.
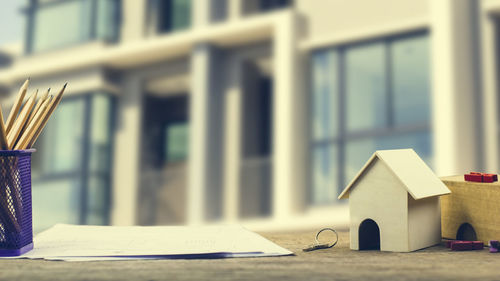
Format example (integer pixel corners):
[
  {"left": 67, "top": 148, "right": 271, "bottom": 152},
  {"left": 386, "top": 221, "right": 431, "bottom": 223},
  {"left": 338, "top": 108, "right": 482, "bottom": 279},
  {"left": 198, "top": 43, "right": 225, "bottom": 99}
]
[{"left": 0, "top": 230, "right": 497, "bottom": 281}]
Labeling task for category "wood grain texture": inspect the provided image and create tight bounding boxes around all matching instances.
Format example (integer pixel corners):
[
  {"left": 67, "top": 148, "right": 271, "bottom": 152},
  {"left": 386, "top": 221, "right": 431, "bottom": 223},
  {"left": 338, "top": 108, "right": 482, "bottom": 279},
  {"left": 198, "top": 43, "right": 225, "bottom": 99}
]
[
  {"left": 0, "top": 230, "right": 497, "bottom": 281},
  {"left": 14, "top": 98, "right": 51, "bottom": 150},
  {"left": 6, "top": 92, "right": 37, "bottom": 149},
  {"left": 28, "top": 83, "right": 66, "bottom": 148},
  {"left": 26, "top": 89, "right": 49, "bottom": 127},
  {"left": 5, "top": 79, "right": 29, "bottom": 134},
  {"left": 441, "top": 175, "right": 500, "bottom": 243}
]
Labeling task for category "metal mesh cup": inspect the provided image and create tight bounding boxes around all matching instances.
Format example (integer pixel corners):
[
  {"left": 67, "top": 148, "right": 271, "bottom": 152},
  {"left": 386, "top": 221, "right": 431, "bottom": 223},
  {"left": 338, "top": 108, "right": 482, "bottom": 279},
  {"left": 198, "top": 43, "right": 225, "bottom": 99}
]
[{"left": 0, "top": 150, "right": 34, "bottom": 256}]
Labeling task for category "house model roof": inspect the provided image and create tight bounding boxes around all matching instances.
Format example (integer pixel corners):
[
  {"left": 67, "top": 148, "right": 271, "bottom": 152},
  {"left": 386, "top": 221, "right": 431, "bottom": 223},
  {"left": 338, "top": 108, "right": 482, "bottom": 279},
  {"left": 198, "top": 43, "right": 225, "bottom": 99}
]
[{"left": 338, "top": 149, "right": 451, "bottom": 200}]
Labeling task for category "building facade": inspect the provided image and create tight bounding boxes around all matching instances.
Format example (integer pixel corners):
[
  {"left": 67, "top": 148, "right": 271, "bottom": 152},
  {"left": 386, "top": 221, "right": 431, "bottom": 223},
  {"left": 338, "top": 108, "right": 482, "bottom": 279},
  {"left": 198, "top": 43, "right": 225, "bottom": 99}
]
[{"left": 0, "top": 0, "right": 498, "bottom": 232}]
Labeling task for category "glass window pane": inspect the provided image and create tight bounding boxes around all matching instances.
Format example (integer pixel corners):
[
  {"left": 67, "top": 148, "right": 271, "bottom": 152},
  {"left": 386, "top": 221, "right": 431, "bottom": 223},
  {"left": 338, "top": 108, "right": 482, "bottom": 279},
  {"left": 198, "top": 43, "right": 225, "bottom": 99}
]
[
  {"left": 211, "top": 0, "right": 227, "bottom": 22},
  {"left": 32, "top": 1, "right": 92, "bottom": 52},
  {"left": 378, "top": 131, "right": 433, "bottom": 169},
  {"left": 311, "top": 50, "right": 338, "bottom": 140},
  {"left": 392, "top": 35, "right": 431, "bottom": 125},
  {"left": 165, "top": 123, "right": 189, "bottom": 163},
  {"left": 31, "top": 93, "right": 112, "bottom": 227},
  {"left": 172, "top": 0, "right": 191, "bottom": 30},
  {"left": 344, "top": 139, "right": 376, "bottom": 187},
  {"left": 345, "top": 131, "right": 433, "bottom": 186},
  {"left": 89, "top": 94, "right": 112, "bottom": 173},
  {"left": 86, "top": 176, "right": 108, "bottom": 225},
  {"left": 157, "top": 0, "right": 191, "bottom": 32},
  {"left": 345, "top": 43, "right": 387, "bottom": 131},
  {"left": 311, "top": 145, "right": 338, "bottom": 204},
  {"left": 32, "top": 179, "right": 81, "bottom": 233},
  {"left": 38, "top": 99, "right": 85, "bottom": 174},
  {"left": 96, "top": 0, "right": 120, "bottom": 41}
]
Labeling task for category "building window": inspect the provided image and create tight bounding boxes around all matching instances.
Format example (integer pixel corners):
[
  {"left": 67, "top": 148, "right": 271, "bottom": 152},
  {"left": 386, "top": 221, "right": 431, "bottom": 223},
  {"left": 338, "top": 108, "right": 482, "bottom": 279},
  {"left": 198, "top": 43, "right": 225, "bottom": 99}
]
[
  {"left": 164, "top": 123, "right": 189, "bottom": 164},
  {"left": 31, "top": 92, "right": 114, "bottom": 232},
  {"left": 243, "top": 0, "right": 292, "bottom": 15},
  {"left": 148, "top": 0, "right": 191, "bottom": 34},
  {"left": 310, "top": 32, "right": 432, "bottom": 205},
  {"left": 211, "top": 0, "right": 227, "bottom": 23},
  {"left": 25, "top": 0, "right": 121, "bottom": 53}
]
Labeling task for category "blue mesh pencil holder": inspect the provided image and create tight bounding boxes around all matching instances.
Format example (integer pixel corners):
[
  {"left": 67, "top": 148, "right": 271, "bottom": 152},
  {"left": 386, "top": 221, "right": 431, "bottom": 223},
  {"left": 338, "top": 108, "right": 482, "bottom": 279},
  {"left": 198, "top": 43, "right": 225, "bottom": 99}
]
[{"left": 0, "top": 149, "right": 34, "bottom": 256}]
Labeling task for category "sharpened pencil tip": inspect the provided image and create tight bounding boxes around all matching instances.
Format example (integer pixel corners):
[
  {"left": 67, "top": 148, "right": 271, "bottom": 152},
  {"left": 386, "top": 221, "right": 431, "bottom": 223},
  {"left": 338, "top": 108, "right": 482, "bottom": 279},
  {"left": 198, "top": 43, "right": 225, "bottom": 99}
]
[{"left": 63, "top": 83, "right": 67, "bottom": 88}]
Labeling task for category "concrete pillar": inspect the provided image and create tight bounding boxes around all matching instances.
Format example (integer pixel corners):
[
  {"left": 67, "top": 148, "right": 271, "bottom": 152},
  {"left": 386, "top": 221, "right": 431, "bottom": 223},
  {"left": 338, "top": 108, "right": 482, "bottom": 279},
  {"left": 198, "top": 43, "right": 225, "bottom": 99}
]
[
  {"left": 223, "top": 55, "right": 243, "bottom": 222},
  {"left": 228, "top": 0, "right": 242, "bottom": 21},
  {"left": 430, "top": 0, "right": 481, "bottom": 175},
  {"left": 121, "top": 0, "right": 147, "bottom": 42},
  {"left": 192, "top": 0, "right": 211, "bottom": 27},
  {"left": 188, "top": 44, "right": 224, "bottom": 224},
  {"left": 272, "top": 13, "right": 298, "bottom": 219},
  {"left": 480, "top": 5, "right": 500, "bottom": 173},
  {"left": 111, "top": 74, "right": 142, "bottom": 225}
]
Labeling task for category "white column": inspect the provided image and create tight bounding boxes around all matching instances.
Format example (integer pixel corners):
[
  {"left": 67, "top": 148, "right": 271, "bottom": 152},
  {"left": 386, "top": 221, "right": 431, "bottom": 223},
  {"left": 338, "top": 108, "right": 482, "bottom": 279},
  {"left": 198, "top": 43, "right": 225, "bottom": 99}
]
[
  {"left": 480, "top": 5, "right": 500, "bottom": 173},
  {"left": 272, "top": 13, "right": 298, "bottom": 220},
  {"left": 223, "top": 55, "right": 243, "bottom": 222},
  {"left": 192, "top": 0, "right": 211, "bottom": 27},
  {"left": 111, "top": 75, "right": 142, "bottom": 225},
  {"left": 121, "top": 0, "right": 147, "bottom": 42},
  {"left": 228, "top": 0, "right": 242, "bottom": 21},
  {"left": 430, "top": 0, "right": 480, "bottom": 175},
  {"left": 188, "top": 44, "right": 223, "bottom": 224}
]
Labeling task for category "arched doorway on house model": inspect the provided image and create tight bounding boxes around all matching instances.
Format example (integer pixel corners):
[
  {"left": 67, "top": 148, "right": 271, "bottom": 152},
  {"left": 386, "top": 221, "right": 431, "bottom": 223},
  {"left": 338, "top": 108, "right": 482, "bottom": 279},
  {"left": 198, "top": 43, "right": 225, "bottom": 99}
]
[
  {"left": 359, "top": 219, "right": 381, "bottom": 250},
  {"left": 456, "top": 223, "right": 477, "bottom": 241}
]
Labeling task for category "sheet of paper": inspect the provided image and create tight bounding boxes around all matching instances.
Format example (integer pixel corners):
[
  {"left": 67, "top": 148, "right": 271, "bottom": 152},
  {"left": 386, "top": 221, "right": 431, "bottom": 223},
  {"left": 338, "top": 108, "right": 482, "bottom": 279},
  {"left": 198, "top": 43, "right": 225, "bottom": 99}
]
[
  {"left": 44, "top": 252, "right": 289, "bottom": 262},
  {"left": 10, "top": 224, "right": 292, "bottom": 261}
]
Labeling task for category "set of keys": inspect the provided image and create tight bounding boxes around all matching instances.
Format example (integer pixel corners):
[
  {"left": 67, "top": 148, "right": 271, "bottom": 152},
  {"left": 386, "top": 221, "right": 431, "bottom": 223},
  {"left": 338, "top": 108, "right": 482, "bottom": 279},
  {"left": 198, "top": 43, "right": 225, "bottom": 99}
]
[{"left": 302, "top": 228, "right": 338, "bottom": 252}]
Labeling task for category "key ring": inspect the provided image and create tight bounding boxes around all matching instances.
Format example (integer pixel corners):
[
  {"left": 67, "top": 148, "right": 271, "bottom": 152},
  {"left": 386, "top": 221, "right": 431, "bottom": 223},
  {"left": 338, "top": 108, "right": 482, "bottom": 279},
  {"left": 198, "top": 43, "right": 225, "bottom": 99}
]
[{"left": 315, "top": 228, "right": 338, "bottom": 248}]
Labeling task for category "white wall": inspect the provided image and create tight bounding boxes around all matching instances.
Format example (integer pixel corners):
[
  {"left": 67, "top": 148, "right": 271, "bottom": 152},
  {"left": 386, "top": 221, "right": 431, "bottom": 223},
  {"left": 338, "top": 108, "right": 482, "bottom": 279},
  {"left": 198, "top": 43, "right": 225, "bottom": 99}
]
[{"left": 296, "top": 0, "right": 429, "bottom": 41}]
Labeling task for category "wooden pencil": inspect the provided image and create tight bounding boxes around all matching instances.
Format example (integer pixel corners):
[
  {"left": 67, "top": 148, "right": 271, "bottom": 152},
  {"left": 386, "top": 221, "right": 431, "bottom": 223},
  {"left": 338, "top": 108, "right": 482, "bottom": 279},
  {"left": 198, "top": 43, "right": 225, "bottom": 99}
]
[
  {"left": 25, "top": 95, "right": 53, "bottom": 148},
  {"left": 14, "top": 97, "right": 51, "bottom": 150},
  {"left": 26, "top": 88, "right": 50, "bottom": 127},
  {"left": 27, "top": 83, "right": 66, "bottom": 148},
  {"left": 0, "top": 105, "right": 9, "bottom": 150},
  {"left": 5, "top": 79, "right": 29, "bottom": 134},
  {"left": 6, "top": 91, "right": 37, "bottom": 149},
  {"left": 20, "top": 88, "right": 50, "bottom": 141}
]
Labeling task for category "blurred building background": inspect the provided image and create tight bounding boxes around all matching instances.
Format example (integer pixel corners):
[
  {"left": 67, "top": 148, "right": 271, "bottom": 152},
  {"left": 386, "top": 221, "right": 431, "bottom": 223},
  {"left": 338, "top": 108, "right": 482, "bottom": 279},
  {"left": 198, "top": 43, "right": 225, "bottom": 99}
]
[{"left": 0, "top": 0, "right": 497, "bottom": 232}]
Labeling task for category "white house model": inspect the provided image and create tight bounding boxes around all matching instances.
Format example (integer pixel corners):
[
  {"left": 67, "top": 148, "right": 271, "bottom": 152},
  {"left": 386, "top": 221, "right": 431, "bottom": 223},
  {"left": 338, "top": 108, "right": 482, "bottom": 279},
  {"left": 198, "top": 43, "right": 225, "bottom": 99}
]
[{"left": 338, "top": 149, "right": 451, "bottom": 252}]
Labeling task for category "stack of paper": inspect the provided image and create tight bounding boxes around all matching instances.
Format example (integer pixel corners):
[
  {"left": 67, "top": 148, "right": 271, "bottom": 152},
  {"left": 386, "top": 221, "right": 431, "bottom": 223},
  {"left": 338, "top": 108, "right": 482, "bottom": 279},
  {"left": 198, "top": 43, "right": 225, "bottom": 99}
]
[{"left": 7, "top": 224, "right": 293, "bottom": 261}]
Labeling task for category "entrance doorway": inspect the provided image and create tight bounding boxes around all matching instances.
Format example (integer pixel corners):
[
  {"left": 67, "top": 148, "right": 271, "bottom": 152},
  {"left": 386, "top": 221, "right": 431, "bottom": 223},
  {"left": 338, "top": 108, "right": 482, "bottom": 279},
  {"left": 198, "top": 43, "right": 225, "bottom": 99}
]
[
  {"left": 239, "top": 62, "right": 273, "bottom": 218},
  {"left": 139, "top": 94, "right": 189, "bottom": 225},
  {"left": 456, "top": 223, "right": 477, "bottom": 241},
  {"left": 359, "top": 219, "right": 381, "bottom": 250}
]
